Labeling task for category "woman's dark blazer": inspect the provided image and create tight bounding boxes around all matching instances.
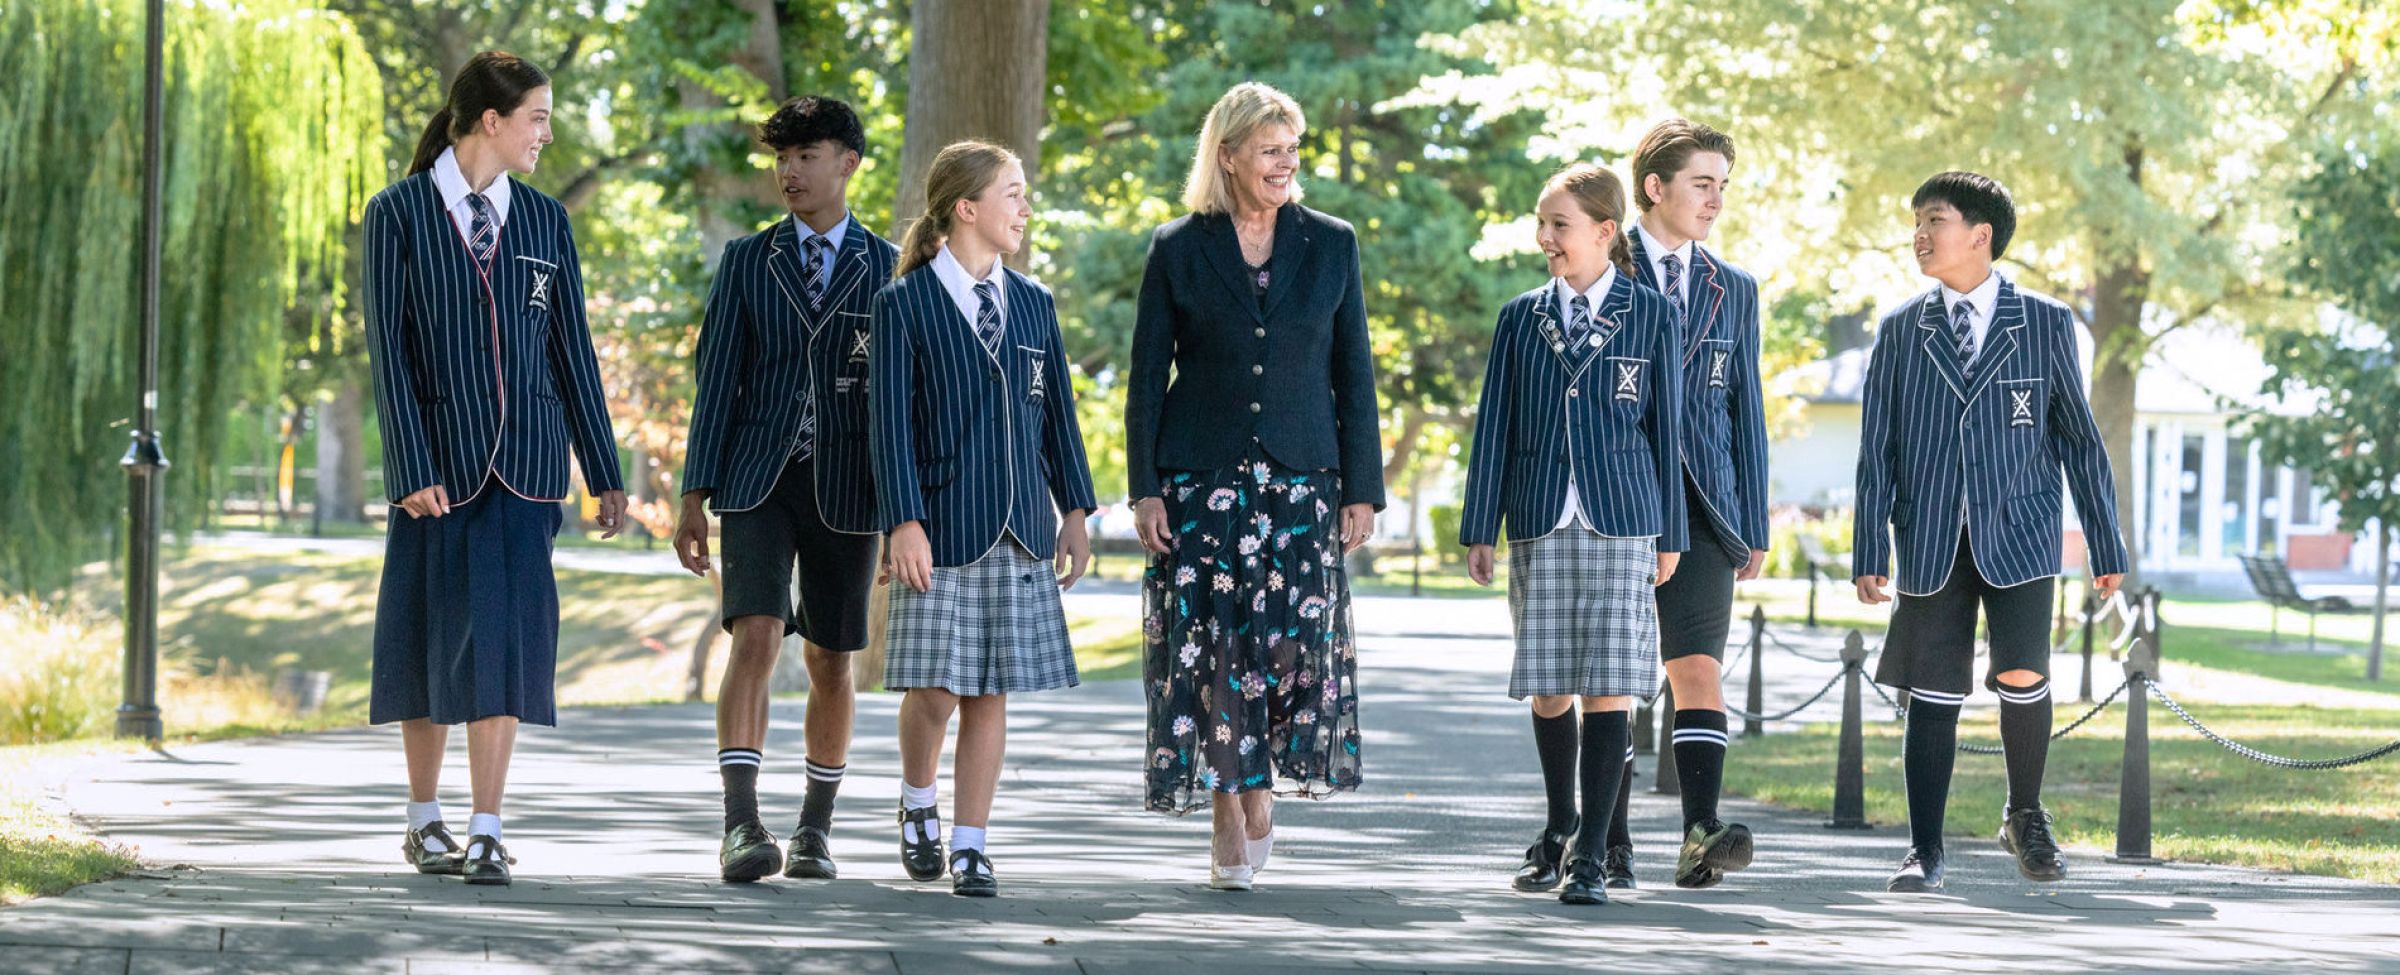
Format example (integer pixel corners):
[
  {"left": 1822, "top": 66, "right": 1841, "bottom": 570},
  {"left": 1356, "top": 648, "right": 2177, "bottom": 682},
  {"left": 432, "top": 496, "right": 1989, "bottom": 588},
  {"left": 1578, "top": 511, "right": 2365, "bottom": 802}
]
[{"left": 1124, "top": 203, "right": 1385, "bottom": 509}]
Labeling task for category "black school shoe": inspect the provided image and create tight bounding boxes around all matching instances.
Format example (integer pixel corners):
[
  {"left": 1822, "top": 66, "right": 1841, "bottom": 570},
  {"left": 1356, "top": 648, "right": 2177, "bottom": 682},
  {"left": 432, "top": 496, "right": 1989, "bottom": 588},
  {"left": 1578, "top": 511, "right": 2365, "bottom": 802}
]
[
  {"left": 1999, "top": 805, "right": 2067, "bottom": 882},
  {"left": 403, "top": 821, "right": 465, "bottom": 875},
  {"left": 1511, "top": 824, "right": 1574, "bottom": 892},
  {"left": 1886, "top": 846, "right": 1945, "bottom": 893},
  {"left": 1603, "top": 844, "right": 1637, "bottom": 890},
  {"left": 1558, "top": 851, "right": 1609, "bottom": 905},
  {"left": 1674, "top": 819, "right": 1755, "bottom": 889},
  {"left": 463, "top": 835, "right": 515, "bottom": 886},
  {"left": 898, "top": 805, "right": 946, "bottom": 882},
  {"left": 951, "top": 849, "right": 998, "bottom": 898},
  {"left": 719, "top": 822, "right": 783, "bottom": 883},
  {"left": 783, "top": 825, "right": 837, "bottom": 880}
]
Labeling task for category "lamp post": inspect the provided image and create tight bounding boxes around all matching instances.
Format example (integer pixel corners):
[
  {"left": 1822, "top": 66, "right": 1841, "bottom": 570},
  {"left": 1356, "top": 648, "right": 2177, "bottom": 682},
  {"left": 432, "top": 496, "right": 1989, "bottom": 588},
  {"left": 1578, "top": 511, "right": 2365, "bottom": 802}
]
[{"left": 117, "top": 0, "right": 169, "bottom": 741}]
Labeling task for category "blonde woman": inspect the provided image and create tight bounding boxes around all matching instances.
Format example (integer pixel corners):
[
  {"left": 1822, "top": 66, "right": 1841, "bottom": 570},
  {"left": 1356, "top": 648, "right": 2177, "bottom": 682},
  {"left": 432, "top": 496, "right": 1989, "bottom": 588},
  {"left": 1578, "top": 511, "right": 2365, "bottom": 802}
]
[
  {"left": 870, "top": 140, "right": 1097, "bottom": 898},
  {"left": 1127, "top": 82, "right": 1383, "bottom": 890}
]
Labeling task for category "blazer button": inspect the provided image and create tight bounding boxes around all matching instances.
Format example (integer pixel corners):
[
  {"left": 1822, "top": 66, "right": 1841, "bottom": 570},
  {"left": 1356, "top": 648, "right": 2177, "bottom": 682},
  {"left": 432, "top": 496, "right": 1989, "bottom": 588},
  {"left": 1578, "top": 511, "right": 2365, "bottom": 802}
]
[
  {"left": 1254, "top": 327, "right": 1267, "bottom": 338},
  {"left": 1249, "top": 402, "right": 1262, "bottom": 414},
  {"left": 1252, "top": 364, "right": 1264, "bottom": 376},
  {"left": 1567, "top": 388, "right": 1580, "bottom": 398}
]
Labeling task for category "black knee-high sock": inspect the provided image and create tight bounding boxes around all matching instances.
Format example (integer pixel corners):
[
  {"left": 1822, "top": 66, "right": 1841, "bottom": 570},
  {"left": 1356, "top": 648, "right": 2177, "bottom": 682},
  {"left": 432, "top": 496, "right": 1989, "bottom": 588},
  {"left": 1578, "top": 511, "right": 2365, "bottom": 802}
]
[
  {"left": 719, "top": 748, "right": 762, "bottom": 831},
  {"left": 1606, "top": 748, "right": 1634, "bottom": 848},
  {"left": 1672, "top": 709, "right": 1731, "bottom": 829},
  {"left": 1900, "top": 691, "right": 1963, "bottom": 852},
  {"left": 1577, "top": 711, "right": 1632, "bottom": 856},
  {"left": 1996, "top": 678, "right": 2053, "bottom": 811},
  {"left": 799, "top": 758, "right": 846, "bottom": 831},
  {"left": 1531, "top": 708, "right": 1580, "bottom": 836}
]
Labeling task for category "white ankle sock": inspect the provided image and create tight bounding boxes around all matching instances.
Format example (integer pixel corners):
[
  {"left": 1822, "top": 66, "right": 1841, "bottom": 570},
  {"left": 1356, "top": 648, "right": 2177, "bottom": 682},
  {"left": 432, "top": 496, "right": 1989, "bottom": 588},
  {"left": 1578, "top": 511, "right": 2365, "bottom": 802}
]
[
  {"left": 952, "top": 825, "right": 986, "bottom": 856},
  {"left": 407, "top": 801, "right": 450, "bottom": 852},
  {"left": 466, "top": 812, "right": 502, "bottom": 858},
  {"left": 901, "top": 781, "right": 940, "bottom": 844}
]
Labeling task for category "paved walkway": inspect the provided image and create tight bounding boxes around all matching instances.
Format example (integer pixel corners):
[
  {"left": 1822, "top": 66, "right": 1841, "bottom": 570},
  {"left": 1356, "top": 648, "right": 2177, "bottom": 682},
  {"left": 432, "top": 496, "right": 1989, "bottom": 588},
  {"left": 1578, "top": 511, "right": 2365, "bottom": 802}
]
[{"left": 8, "top": 598, "right": 2399, "bottom": 974}]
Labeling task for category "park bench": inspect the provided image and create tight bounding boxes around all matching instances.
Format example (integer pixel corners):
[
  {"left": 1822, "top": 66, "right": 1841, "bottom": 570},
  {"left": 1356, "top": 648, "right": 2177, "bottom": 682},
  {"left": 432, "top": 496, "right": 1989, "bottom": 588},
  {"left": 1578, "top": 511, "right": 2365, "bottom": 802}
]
[{"left": 2236, "top": 553, "right": 2356, "bottom": 650}]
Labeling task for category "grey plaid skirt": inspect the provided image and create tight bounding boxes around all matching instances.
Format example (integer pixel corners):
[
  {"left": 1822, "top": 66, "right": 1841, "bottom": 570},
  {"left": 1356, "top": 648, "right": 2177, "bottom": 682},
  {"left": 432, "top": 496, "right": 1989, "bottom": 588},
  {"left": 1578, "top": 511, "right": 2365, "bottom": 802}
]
[
  {"left": 882, "top": 537, "right": 1079, "bottom": 696},
  {"left": 1505, "top": 526, "right": 1660, "bottom": 699}
]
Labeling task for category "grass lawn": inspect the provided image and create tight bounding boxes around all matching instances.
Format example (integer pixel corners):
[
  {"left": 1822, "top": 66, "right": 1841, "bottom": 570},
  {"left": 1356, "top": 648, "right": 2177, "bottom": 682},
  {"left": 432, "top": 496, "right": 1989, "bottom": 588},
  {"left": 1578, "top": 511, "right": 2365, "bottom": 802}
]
[
  {"left": 1724, "top": 702, "right": 2400, "bottom": 883},
  {"left": 0, "top": 741, "right": 140, "bottom": 904}
]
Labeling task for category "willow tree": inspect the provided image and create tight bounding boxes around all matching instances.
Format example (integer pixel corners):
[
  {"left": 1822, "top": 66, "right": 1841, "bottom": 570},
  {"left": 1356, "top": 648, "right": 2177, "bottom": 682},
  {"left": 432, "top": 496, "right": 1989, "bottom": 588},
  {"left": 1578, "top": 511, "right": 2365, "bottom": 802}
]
[{"left": 0, "top": 0, "right": 384, "bottom": 593}]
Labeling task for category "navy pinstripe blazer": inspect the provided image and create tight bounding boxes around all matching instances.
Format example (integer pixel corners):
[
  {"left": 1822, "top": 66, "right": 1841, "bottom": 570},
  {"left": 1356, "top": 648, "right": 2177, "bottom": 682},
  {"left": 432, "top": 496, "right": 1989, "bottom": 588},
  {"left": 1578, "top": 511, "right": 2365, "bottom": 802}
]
[
  {"left": 1125, "top": 205, "right": 1386, "bottom": 508},
  {"left": 869, "top": 263, "right": 1099, "bottom": 567},
  {"left": 1459, "top": 274, "right": 1688, "bottom": 551},
  {"left": 1850, "top": 278, "right": 2130, "bottom": 594},
  {"left": 680, "top": 215, "right": 896, "bottom": 530},
  {"left": 362, "top": 172, "right": 623, "bottom": 505},
  {"left": 1628, "top": 232, "right": 1771, "bottom": 562}
]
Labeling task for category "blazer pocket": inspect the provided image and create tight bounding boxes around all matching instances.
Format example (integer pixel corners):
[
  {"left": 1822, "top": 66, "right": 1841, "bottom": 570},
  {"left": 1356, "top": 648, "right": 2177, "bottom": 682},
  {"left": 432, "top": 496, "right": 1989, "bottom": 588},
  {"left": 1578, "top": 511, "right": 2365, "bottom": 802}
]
[
  {"left": 1891, "top": 499, "right": 1915, "bottom": 530},
  {"left": 2007, "top": 490, "right": 2060, "bottom": 527}
]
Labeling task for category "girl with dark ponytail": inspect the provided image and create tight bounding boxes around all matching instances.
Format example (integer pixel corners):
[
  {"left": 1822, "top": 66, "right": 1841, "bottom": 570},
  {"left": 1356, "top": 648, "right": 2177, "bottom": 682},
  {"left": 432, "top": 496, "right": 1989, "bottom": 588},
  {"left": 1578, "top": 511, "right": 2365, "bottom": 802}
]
[
  {"left": 363, "top": 50, "right": 626, "bottom": 888},
  {"left": 1455, "top": 159, "right": 1687, "bottom": 907}
]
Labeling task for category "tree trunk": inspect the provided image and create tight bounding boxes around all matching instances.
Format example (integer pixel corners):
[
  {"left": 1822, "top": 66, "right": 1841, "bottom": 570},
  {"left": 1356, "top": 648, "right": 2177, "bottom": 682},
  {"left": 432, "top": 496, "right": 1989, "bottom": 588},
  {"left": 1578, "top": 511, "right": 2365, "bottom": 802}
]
[
  {"left": 891, "top": 0, "right": 1051, "bottom": 268},
  {"left": 2370, "top": 524, "right": 2390, "bottom": 682},
  {"left": 2085, "top": 145, "right": 2150, "bottom": 585},
  {"left": 313, "top": 379, "right": 368, "bottom": 524},
  {"left": 682, "top": 1, "right": 789, "bottom": 273}
]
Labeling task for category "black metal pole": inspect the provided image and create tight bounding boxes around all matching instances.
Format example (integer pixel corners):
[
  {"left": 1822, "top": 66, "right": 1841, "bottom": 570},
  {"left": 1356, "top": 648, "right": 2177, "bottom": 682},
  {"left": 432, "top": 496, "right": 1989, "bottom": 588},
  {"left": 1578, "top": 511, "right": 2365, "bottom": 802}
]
[
  {"left": 116, "top": 0, "right": 170, "bottom": 742},
  {"left": 1652, "top": 682, "right": 1679, "bottom": 795},
  {"left": 2079, "top": 587, "right": 2097, "bottom": 703},
  {"left": 1743, "top": 605, "right": 1765, "bottom": 738},
  {"left": 2109, "top": 589, "right": 2163, "bottom": 864},
  {"left": 1826, "top": 629, "right": 1871, "bottom": 829}
]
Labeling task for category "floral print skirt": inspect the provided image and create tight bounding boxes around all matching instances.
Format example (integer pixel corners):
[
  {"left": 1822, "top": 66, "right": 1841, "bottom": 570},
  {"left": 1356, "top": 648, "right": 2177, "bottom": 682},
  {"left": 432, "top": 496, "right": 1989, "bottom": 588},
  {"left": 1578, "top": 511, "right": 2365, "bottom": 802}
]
[{"left": 1143, "top": 450, "right": 1363, "bottom": 814}]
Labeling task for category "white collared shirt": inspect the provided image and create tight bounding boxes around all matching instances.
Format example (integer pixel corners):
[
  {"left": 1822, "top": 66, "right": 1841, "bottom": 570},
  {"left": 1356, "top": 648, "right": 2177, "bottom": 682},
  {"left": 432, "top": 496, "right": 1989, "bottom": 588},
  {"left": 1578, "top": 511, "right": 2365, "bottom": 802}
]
[
  {"left": 1938, "top": 270, "right": 2002, "bottom": 362},
  {"left": 785, "top": 211, "right": 852, "bottom": 292},
  {"left": 930, "top": 244, "right": 1007, "bottom": 334},
  {"left": 1631, "top": 220, "right": 1694, "bottom": 307},
  {"left": 1550, "top": 267, "right": 1617, "bottom": 531},
  {"left": 431, "top": 146, "right": 512, "bottom": 235}
]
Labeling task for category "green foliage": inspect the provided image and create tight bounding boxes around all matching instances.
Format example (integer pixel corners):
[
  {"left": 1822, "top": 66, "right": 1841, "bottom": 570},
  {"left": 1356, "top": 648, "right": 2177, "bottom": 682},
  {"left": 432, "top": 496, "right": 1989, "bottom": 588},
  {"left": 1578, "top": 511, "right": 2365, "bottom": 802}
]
[
  {"left": 0, "top": 0, "right": 384, "bottom": 593},
  {"left": 2242, "top": 141, "right": 2400, "bottom": 538}
]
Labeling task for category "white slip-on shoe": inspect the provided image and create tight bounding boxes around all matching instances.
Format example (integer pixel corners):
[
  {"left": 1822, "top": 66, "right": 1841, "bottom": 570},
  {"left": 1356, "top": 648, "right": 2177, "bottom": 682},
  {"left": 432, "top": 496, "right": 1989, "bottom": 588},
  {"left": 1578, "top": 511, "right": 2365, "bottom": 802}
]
[{"left": 1208, "top": 863, "right": 1255, "bottom": 891}]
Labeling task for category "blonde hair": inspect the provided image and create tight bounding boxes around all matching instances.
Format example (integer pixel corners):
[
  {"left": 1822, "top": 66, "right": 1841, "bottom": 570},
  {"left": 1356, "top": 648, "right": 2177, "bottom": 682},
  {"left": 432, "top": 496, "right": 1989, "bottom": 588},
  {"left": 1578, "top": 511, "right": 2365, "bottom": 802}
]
[
  {"left": 1181, "top": 82, "right": 1306, "bottom": 215},
  {"left": 896, "top": 140, "right": 1021, "bottom": 279},
  {"left": 1543, "top": 162, "right": 1637, "bottom": 278}
]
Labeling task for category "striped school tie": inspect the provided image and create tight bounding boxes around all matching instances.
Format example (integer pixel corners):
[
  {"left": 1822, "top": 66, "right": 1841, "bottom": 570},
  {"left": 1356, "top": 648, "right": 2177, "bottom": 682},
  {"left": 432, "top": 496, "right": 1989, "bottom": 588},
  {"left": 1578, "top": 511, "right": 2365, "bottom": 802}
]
[
  {"left": 1566, "top": 294, "right": 1594, "bottom": 348},
  {"left": 465, "top": 192, "right": 498, "bottom": 275},
  {"left": 973, "top": 280, "right": 1002, "bottom": 357},
  {"left": 802, "top": 234, "right": 831, "bottom": 307},
  {"left": 1951, "top": 300, "right": 1978, "bottom": 374},
  {"left": 1661, "top": 252, "right": 1687, "bottom": 325}
]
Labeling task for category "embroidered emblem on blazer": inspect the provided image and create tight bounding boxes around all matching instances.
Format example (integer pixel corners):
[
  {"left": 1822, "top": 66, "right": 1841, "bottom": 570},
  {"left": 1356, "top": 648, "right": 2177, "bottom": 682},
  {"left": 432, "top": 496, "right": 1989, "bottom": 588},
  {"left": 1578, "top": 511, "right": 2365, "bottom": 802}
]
[
  {"left": 2009, "top": 388, "right": 2036, "bottom": 427},
  {"left": 849, "top": 330, "right": 871, "bottom": 361},
  {"left": 1612, "top": 360, "right": 1644, "bottom": 402},
  {"left": 1709, "top": 349, "right": 1730, "bottom": 389}
]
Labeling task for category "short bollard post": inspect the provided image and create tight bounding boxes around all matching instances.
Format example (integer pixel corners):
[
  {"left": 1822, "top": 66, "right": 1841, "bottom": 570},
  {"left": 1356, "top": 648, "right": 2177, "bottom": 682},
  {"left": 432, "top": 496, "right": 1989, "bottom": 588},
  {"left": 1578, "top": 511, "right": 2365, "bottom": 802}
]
[
  {"left": 2079, "top": 587, "right": 2098, "bottom": 703},
  {"left": 2109, "top": 591, "right": 2165, "bottom": 864},
  {"left": 1634, "top": 699, "right": 1656, "bottom": 755},
  {"left": 1826, "top": 630, "right": 1872, "bottom": 830},
  {"left": 1743, "top": 605, "right": 1767, "bottom": 738},
  {"left": 1805, "top": 569, "right": 1821, "bottom": 629},
  {"left": 1653, "top": 683, "right": 1681, "bottom": 795}
]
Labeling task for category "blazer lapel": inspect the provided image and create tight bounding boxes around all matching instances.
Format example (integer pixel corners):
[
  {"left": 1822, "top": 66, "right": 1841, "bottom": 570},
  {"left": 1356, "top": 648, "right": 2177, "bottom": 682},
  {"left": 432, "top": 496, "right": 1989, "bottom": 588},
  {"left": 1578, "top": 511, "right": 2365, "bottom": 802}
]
[
  {"left": 1196, "top": 214, "right": 1261, "bottom": 322},
  {"left": 943, "top": 266, "right": 1004, "bottom": 374},
  {"left": 814, "top": 216, "right": 873, "bottom": 323},
  {"left": 764, "top": 219, "right": 812, "bottom": 321},
  {"left": 1626, "top": 227, "right": 1656, "bottom": 291},
  {"left": 1684, "top": 245, "right": 1728, "bottom": 364},
  {"left": 1530, "top": 286, "right": 1574, "bottom": 377},
  {"left": 1261, "top": 203, "right": 1314, "bottom": 321},
  {"left": 1914, "top": 290, "right": 1968, "bottom": 402},
  {"left": 1962, "top": 280, "right": 2027, "bottom": 406}
]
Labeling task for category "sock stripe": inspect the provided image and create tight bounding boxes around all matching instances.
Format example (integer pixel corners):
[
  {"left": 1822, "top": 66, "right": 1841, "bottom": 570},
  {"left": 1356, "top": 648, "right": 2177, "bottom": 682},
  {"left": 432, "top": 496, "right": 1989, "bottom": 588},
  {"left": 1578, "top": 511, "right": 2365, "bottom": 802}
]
[
  {"left": 1997, "top": 683, "right": 2052, "bottom": 704},
  {"left": 1905, "top": 687, "right": 1967, "bottom": 707},
  {"left": 804, "top": 760, "right": 847, "bottom": 782},
  {"left": 1671, "top": 729, "right": 1731, "bottom": 746},
  {"left": 717, "top": 748, "right": 763, "bottom": 767},
  {"left": 1623, "top": 747, "right": 1636, "bottom": 760}
]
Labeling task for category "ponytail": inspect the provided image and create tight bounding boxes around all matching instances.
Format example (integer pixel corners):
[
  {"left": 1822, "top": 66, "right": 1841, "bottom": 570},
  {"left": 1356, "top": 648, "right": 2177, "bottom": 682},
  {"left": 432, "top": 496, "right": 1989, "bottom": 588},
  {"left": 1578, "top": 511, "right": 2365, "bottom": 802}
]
[
  {"left": 1607, "top": 226, "right": 1637, "bottom": 278},
  {"left": 406, "top": 107, "right": 455, "bottom": 176},
  {"left": 404, "top": 52, "right": 551, "bottom": 178},
  {"left": 893, "top": 140, "right": 1020, "bottom": 280}
]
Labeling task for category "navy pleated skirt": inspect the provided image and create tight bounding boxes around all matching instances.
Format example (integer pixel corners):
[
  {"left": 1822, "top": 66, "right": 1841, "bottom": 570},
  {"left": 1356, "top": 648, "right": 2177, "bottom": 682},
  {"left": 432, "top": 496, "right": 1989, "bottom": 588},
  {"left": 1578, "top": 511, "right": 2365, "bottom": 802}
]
[{"left": 370, "top": 480, "right": 565, "bottom": 726}]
